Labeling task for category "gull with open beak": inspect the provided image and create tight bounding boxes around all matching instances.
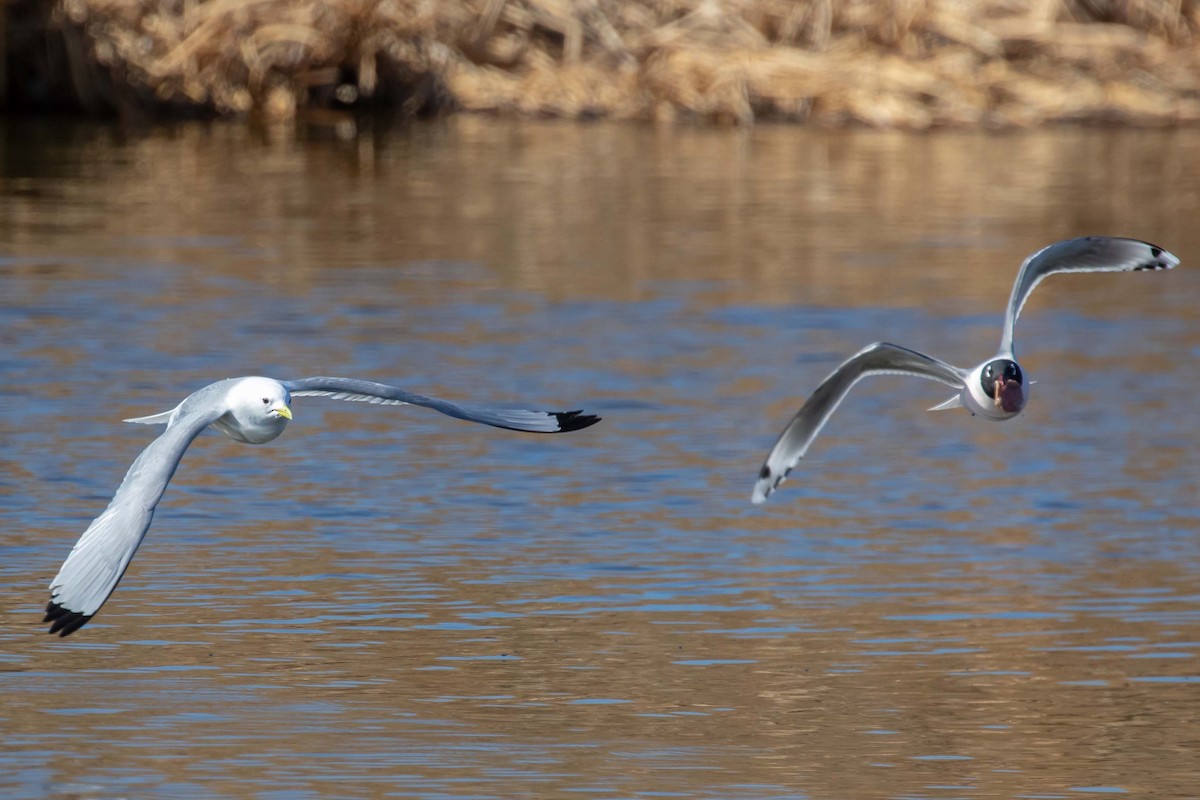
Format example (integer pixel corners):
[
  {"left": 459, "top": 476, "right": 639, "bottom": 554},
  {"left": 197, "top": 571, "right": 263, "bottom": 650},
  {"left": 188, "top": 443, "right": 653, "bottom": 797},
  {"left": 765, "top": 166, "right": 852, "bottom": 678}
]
[
  {"left": 44, "top": 375, "right": 601, "bottom": 636},
  {"left": 752, "top": 236, "right": 1179, "bottom": 505}
]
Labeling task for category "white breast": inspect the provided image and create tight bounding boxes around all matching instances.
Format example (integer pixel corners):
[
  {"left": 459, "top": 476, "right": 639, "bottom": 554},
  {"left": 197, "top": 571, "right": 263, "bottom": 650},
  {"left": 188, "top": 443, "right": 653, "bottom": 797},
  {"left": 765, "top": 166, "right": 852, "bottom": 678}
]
[{"left": 211, "top": 411, "right": 289, "bottom": 444}]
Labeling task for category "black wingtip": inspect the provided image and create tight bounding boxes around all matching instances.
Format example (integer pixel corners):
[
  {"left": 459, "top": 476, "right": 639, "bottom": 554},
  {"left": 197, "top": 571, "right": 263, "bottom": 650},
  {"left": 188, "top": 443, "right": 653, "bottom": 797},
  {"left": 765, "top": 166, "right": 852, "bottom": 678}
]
[
  {"left": 44, "top": 601, "right": 92, "bottom": 637},
  {"left": 1134, "top": 242, "right": 1178, "bottom": 271},
  {"left": 553, "top": 410, "right": 602, "bottom": 433}
]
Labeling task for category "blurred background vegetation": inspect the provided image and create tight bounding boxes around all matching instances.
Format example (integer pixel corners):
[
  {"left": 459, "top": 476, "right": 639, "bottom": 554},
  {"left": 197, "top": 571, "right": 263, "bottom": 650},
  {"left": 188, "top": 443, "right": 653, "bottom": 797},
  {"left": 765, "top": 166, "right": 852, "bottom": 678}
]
[{"left": 3, "top": 0, "right": 1199, "bottom": 127}]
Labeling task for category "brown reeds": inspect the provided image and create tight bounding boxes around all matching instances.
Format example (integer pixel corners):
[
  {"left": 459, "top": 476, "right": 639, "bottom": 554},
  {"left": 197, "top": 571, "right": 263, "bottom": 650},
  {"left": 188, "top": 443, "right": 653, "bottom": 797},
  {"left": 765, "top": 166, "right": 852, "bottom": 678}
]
[{"left": 10, "top": 0, "right": 1200, "bottom": 126}]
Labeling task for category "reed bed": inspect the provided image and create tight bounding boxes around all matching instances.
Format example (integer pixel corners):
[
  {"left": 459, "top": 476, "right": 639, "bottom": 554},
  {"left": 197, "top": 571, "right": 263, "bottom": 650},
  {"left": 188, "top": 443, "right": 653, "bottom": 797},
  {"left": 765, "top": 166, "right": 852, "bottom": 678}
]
[{"left": 12, "top": 0, "right": 1200, "bottom": 126}]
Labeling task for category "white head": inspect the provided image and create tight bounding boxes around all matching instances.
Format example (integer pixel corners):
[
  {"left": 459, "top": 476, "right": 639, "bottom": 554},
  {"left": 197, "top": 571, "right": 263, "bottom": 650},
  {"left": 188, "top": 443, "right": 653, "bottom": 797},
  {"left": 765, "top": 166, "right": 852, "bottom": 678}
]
[{"left": 223, "top": 377, "right": 293, "bottom": 444}]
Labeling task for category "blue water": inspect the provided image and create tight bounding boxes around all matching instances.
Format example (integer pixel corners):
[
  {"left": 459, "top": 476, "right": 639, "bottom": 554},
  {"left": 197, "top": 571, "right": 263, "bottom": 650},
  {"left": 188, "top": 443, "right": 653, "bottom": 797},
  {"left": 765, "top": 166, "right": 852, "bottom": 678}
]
[{"left": 0, "top": 119, "right": 1198, "bottom": 799}]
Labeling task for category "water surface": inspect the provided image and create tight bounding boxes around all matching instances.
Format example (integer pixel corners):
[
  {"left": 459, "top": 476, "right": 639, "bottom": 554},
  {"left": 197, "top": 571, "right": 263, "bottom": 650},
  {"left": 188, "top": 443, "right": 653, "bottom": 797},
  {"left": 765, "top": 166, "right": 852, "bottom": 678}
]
[{"left": 1, "top": 118, "right": 1198, "bottom": 799}]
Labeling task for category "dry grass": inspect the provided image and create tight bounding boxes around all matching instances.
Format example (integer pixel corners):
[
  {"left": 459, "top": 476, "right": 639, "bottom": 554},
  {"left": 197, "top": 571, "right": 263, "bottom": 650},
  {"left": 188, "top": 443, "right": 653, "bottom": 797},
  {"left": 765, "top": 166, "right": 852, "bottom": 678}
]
[{"left": 13, "top": 0, "right": 1200, "bottom": 126}]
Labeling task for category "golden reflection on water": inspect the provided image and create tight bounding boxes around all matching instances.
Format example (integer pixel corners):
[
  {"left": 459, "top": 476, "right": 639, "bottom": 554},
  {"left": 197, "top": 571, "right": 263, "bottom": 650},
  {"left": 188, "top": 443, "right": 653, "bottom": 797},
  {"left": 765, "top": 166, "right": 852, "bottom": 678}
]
[
  {"left": 0, "top": 118, "right": 1197, "bottom": 798},
  {"left": 2, "top": 118, "right": 1197, "bottom": 310}
]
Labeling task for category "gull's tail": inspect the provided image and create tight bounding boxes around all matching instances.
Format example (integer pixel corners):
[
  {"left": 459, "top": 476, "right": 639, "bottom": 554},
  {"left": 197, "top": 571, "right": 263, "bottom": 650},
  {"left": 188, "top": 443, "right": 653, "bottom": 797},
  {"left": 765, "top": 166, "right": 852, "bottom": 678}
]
[
  {"left": 124, "top": 409, "right": 175, "bottom": 425},
  {"left": 928, "top": 394, "right": 963, "bottom": 412}
]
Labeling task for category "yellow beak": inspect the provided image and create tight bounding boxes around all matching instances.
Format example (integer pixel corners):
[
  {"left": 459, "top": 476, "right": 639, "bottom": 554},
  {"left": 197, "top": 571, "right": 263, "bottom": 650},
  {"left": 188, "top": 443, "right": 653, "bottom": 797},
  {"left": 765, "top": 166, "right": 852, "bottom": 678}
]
[{"left": 275, "top": 405, "right": 293, "bottom": 420}]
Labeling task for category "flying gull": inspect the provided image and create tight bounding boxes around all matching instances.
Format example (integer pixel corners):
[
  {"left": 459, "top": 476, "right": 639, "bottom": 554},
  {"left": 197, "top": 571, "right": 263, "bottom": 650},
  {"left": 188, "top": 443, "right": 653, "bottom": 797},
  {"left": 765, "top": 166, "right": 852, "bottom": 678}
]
[
  {"left": 752, "top": 236, "right": 1178, "bottom": 504},
  {"left": 45, "top": 376, "right": 600, "bottom": 636}
]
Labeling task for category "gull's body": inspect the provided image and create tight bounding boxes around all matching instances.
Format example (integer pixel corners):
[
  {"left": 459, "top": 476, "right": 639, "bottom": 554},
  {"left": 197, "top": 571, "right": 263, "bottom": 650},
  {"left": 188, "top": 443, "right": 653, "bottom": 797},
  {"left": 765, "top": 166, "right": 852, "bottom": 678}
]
[
  {"left": 752, "top": 236, "right": 1178, "bottom": 504},
  {"left": 45, "top": 376, "right": 600, "bottom": 636}
]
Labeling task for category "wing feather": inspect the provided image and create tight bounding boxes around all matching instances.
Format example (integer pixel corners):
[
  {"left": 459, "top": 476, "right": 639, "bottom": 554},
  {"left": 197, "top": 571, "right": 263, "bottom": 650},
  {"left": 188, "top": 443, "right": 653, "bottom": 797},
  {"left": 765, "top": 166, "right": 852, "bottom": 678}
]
[
  {"left": 45, "top": 408, "right": 222, "bottom": 636},
  {"left": 752, "top": 342, "right": 966, "bottom": 505},
  {"left": 282, "top": 377, "right": 600, "bottom": 433},
  {"left": 1000, "top": 236, "right": 1178, "bottom": 356}
]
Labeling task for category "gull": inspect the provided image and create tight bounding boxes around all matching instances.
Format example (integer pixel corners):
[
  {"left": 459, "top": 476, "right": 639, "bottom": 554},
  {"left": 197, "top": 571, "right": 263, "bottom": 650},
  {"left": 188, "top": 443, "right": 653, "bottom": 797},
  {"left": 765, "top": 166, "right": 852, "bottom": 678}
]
[
  {"left": 44, "top": 376, "right": 601, "bottom": 636},
  {"left": 752, "top": 236, "right": 1179, "bottom": 505}
]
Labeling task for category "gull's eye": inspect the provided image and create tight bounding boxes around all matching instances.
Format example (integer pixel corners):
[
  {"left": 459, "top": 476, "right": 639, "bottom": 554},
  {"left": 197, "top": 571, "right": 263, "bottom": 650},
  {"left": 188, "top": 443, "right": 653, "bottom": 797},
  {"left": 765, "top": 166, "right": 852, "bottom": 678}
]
[
  {"left": 262, "top": 397, "right": 270, "bottom": 405},
  {"left": 1004, "top": 362, "right": 1023, "bottom": 384}
]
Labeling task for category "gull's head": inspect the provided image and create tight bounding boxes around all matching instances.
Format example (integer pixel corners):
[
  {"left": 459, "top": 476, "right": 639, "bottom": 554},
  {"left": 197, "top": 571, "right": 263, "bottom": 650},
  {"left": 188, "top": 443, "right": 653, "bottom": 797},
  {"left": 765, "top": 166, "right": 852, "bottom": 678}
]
[
  {"left": 981, "top": 358, "right": 1025, "bottom": 415},
  {"left": 239, "top": 377, "right": 291, "bottom": 419},
  {"left": 228, "top": 377, "right": 292, "bottom": 439}
]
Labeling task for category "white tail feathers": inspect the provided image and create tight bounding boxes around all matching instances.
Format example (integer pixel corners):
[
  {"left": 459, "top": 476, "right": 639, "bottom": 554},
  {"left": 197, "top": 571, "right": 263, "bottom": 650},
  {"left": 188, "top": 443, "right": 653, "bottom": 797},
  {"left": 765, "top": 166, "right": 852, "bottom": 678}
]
[
  {"left": 927, "top": 394, "right": 963, "bottom": 412},
  {"left": 123, "top": 410, "right": 175, "bottom": 425}
]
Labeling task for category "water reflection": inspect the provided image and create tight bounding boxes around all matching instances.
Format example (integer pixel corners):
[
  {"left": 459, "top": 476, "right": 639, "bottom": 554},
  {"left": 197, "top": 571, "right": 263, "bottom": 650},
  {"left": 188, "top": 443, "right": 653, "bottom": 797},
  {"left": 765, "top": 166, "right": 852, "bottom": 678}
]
[{"left": 0, "top": 118, "right": 1197, "bottom": 799}]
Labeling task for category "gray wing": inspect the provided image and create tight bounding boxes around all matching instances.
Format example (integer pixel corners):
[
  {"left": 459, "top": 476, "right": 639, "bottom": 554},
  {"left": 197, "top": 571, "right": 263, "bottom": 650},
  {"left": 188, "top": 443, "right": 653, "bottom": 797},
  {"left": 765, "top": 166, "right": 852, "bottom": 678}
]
[
  {"left": 1000, "top": 236, "right": 1178, "bottom": 356},
  {"left": 752, "top": 342, "right": 966, "bottom": 505},
  {"left": 45, "top": 408, "right": 222, "bottom": 636},
  {"left": 281, "top": 377, "right": 601, "bottom": 433}
]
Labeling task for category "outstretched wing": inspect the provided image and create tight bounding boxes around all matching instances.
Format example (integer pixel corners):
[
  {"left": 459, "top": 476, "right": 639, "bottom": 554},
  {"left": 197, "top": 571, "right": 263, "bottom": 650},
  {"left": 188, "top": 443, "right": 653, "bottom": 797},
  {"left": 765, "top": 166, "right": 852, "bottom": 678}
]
[
  {"left": 281, "top": 377, "right": 601, "bottom": 433},
  {"left": 752, "top": 342, "right": 966, "bottom": 505},
  {"left": 1000, "top": 236, "right": 1178, "bottom": 357},
  {"left": 45, "top": 408, "right": 222, "bottom": 636}
]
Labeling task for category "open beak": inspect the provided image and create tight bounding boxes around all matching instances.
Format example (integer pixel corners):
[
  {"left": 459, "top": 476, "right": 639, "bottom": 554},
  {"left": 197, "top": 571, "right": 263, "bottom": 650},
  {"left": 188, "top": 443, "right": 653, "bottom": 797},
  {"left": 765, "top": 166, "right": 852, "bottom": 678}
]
[
  {"left": 274, "top": 404, "right": 293, "bottom": 420},
  {"left": 993, "top": 379, "right": 1023, "bottom": 414}
]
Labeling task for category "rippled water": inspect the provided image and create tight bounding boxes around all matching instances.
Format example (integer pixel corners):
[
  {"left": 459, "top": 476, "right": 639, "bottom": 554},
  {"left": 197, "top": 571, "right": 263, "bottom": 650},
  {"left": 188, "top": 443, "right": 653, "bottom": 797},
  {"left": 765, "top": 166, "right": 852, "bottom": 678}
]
[{"left": 1, "top": 118, "right": 1198, "bottom": 799}]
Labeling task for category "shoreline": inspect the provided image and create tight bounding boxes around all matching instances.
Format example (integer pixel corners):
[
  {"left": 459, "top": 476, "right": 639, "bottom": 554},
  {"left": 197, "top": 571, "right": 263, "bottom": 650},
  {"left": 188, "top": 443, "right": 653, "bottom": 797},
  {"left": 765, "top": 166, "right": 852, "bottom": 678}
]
[{"left": 5, "top": 1, "right": 1200, "bottom": 127}]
